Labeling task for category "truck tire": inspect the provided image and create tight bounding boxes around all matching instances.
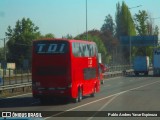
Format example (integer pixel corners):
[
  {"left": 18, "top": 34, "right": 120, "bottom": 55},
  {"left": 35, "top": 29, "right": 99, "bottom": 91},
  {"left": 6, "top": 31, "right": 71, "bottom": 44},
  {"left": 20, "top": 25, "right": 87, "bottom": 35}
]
[
  {"left": 135, "top": 72, "right": 139, "bottom": 76},
  {"left": 145, "top": 71, "right": 148, "bottom": 75}
]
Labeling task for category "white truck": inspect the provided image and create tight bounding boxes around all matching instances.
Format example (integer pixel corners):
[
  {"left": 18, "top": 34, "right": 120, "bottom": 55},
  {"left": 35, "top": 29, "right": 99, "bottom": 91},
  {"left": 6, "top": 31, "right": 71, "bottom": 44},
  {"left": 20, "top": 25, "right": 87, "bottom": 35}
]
[
  {"left": 153, "top": 49, "right": 160, "bottom": 76},
  {"left": 133, "top": 56, "right": 149, "bottom": 75}
]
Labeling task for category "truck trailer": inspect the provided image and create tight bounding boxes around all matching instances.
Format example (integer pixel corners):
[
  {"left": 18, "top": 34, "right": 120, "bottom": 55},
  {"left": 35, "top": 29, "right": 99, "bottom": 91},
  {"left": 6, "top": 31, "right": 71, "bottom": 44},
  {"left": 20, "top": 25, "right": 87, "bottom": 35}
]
[
  {"left": 133, "top": 56, "right": 149, "bottom": 75},
  {"left": 153, "top": 49, "right": 160, "bottom": 76}
]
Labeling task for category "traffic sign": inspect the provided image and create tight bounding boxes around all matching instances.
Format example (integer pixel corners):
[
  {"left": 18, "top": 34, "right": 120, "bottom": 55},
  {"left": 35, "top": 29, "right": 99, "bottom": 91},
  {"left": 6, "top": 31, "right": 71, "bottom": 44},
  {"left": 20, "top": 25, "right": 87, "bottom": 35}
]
[{"left": 120, "top": 35, "right": 158, "bottom": 46}]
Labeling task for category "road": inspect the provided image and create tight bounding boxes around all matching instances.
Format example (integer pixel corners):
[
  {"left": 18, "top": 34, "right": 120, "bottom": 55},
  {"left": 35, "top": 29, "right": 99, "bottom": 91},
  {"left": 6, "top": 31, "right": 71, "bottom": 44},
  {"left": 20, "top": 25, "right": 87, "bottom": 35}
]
[{"left": 0, "top": 72, "right": 160, "bottom": 120}]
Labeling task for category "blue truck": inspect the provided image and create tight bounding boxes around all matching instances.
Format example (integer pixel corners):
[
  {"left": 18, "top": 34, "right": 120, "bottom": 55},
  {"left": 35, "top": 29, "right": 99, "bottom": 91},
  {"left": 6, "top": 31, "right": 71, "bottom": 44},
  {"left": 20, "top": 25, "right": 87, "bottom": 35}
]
[
  {"left": 153, "top": 49, "right": 160, "bottom": 76},
  {"left": 133, "top": 56, "right": 149, "bottom": 75}
]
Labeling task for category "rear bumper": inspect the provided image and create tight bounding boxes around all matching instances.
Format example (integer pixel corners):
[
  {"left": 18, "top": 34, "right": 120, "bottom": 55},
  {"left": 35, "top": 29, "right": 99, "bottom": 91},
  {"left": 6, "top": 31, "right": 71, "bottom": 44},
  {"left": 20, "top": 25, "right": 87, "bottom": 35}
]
[
  {"left": 32, "top": 89, "right": 72, "bottom": 98},
  {"left": 134, "top": 71, "right": 148, "bottom": 73}
]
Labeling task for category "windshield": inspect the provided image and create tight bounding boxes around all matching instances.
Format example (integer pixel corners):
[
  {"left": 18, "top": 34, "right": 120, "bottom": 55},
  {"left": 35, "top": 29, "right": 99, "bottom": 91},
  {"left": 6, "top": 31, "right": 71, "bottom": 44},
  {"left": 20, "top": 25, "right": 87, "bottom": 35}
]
[{"left": 34, "top": 41, "right": 68, "bottom": 54}]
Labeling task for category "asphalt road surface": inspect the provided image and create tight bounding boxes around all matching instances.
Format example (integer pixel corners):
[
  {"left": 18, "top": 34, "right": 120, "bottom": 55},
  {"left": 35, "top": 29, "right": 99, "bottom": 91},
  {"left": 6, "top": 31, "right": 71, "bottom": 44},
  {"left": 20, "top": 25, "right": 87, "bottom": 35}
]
[{"left": 0, "top": 71, "right": 160, "bottom": 120}]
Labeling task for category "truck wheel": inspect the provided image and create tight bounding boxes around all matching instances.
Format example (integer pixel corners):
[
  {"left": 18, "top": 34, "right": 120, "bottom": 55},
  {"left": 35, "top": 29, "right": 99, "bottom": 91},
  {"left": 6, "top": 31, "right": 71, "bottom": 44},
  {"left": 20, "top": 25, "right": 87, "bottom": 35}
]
[
  {"left": 135, "top": 72, "right": 139, "bottom": 76},
  {"left": 145, "top": 72, "right": 148, "bottom": 75}
]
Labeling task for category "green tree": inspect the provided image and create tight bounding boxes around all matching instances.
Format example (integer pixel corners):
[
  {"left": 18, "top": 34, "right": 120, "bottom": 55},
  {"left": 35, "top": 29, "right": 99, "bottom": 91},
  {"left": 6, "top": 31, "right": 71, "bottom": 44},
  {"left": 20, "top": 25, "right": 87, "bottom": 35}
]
[
  {"left": 115, "top": 1, "right": 136, "bottom": 38},
  {"left": 40, "top": 33, "right": 55, "bottom": 38},
  {"left": 100, "top": 30, "right": 119, "bottom": 64},
  {"left": 141, "top": 12, "right": 159, "bottom": 36},
  {"left": 134, "top": 10, "right": 150, "bottom": 56},
  {"left": 134, "top": 10, "right": 148, "bottom": 35},
  {"left": 5, "top": 18, "right": 41, "bottom": 68},
  {"left": 0, "top": 47, "right": 4, "bottom": 62},
  {"left": 62, "top": 34, "right": 73, "bottom": 39},
  {"left": 134, "top": 10, "right": 159, "bottom": 60},
  {"left": 146, "top": 14, "right": 154, "bottom": 35},
  {"left": 154, "top": 25, "right": 159, "bottom": 35},
  {"left": 115, "top": 1, "right": 136, "bottom": 64},
  {"left": 115, "top": 2, "right": 121, "bottom": 38},
  {"left": 101, "top": 14, "right": 115, "bottom": 35},
  {"left": 75, "top": 31, "right": 109, "bottom": 63}
]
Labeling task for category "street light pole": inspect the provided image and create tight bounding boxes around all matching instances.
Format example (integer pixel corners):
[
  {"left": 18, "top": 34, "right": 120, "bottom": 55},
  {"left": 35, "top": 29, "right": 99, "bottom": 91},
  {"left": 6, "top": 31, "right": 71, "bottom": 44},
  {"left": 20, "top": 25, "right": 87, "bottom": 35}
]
[
  {"left": 86, "top": 0, "right": 88, "bottom": 41},
  {"left": 4, "top": 38, "right": 6, "bottom": 61}
]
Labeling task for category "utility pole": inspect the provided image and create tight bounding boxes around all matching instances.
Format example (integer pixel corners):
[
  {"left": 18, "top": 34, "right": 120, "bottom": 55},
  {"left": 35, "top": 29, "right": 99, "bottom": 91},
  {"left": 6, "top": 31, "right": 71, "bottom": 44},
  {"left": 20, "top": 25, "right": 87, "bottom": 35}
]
[
  {"left": 86, "top": 0, "right": 88, "bottom": 41},
  {"left": 4, "top": 38, "right": 6, "bottom": 62}
]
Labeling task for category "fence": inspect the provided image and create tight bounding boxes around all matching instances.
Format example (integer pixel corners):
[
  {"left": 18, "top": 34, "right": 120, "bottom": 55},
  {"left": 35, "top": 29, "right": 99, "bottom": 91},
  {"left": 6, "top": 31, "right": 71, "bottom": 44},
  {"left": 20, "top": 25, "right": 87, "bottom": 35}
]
[
  {"left": 0, "top": 65, "right": 133, "bottom": 86},
  {"left": 0, "top": 69, "right": 31, "bottom": 86},
  {"left": 0, "top": 66, "right": 134, "bottom": 97},
  {"left": 109, "top": 65, "right": 133, "bottom": 72}
]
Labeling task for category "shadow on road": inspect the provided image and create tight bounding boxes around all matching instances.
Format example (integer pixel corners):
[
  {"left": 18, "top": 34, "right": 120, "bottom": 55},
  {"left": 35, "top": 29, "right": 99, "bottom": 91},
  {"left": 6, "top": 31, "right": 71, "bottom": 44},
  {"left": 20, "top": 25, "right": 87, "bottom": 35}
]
[
  {"left": 0, "top": 94, "right": 97, "bottom": 108},
  {"left": 0, "top": 97, "right": 35, "bottom": 108},
  {"left": 0, "top": 97, "right": 71, "bottom": 108}
]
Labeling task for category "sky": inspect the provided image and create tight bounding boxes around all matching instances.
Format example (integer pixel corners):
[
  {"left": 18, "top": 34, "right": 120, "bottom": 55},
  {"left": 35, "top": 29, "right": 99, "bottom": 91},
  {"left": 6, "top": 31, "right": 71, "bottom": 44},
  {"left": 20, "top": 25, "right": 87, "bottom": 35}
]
[{"left": 0, "top": 0, "right": 160, "bottom": 43}]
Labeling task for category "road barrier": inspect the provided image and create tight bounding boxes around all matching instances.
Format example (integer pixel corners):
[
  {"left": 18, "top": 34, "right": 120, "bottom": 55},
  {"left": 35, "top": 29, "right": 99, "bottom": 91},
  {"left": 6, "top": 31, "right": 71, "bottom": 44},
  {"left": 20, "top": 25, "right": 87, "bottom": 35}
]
[
  {"left": 0, "top": 82, "right": 32, "bottom": 91},
  {"left": 104, "top": 69, "right": 134, "bottom": 79},
  {"left": 108, "top": 65, "right": 133, "bottom": 72}
]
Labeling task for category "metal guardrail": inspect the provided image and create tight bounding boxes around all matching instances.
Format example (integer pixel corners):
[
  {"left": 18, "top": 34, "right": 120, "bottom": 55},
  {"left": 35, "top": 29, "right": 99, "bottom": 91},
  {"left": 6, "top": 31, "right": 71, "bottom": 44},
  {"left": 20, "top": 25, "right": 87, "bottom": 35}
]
[
  {"left": 0, "top": 69, "right": 31, "bottom": 86},
  {"left": 0, "top": 82, "right": 32, "bottom": 91},
  {"left": 0, "top": 70, "right": 134, "bottom": 96},
  {"left": 108, "top": 65, "right": 133, "bottom": 72},
  {"left": 0, "top": 65, "right": 132, "bottom": 86},
  {"left": 104, "top": 69, "right": 134, "bottom": 78}
]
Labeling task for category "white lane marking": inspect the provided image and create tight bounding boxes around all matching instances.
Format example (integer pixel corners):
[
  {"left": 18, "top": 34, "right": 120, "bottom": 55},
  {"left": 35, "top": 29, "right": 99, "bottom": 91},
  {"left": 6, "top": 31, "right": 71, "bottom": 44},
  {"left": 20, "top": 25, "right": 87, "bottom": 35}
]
[
  {"left": 87, "top": 94, "right": 119, "bottom": 120},
  {"left": 105, "top": 76, "right": 122, "bottom": 81},
  {"left": 44, "top": 80, "right": 160, "bottom": 120}
]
